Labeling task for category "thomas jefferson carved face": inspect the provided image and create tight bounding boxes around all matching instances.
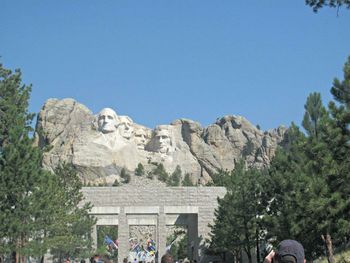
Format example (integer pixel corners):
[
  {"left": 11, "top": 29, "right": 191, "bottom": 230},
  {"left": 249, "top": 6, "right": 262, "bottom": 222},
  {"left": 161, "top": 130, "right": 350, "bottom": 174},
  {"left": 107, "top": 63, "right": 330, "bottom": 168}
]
[
  {"left": 97, "top": 108, "right": 119, "bottom": 133},
  {"left": 118, "top": 115, "right": 133, "bottom": 140},
  {"left": 154, "top": 126, "right": 172, "bottom": 154}
]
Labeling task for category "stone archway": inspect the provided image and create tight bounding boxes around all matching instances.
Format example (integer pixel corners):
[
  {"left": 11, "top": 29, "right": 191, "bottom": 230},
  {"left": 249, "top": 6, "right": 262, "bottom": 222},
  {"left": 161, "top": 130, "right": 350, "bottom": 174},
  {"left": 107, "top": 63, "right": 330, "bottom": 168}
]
[{"left": 82, "top": 186, "right": 226, "bottom": 263}]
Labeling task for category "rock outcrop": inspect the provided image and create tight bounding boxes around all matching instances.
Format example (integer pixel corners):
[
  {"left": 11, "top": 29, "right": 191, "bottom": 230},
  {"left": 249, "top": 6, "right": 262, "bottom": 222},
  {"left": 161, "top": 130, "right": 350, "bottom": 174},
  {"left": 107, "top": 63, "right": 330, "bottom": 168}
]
[{"left": 35, "top": 98, "right": 287, "bottom": 185}]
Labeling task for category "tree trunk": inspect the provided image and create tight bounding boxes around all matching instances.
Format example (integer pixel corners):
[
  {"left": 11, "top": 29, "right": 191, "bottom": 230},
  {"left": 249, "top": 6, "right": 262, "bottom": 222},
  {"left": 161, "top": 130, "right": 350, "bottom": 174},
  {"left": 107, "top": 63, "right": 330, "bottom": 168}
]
[
  {"left": 245, "top": 248, "right": 252, "bottom": 263},
  {"left": 11, "top": 251, "right": 16, "bottom": 263},
  {"left": 321, "top": 233, "right": 334, "bottom": 263},
  {"left": 256, "top": 229, "right": 260, "bottom": 263},
  {"left": 234, "top": 249, "right": 241, "bottom": 263}
]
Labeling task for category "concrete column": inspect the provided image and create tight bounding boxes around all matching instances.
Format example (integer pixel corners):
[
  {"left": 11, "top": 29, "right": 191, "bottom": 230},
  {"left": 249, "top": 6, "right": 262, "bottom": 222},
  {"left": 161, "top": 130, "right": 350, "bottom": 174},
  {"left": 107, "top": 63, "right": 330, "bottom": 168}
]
[
  {"left": 198, "top": 214, "right": 209, "bottom": 263},
  {"left": 118, "top": 207, "right": 128, "bottom": 263},
  {"left": 188, "top": 214, "right": 199, "bottom": 262},
  {"left": 92, "top": 224, "right": 97, "bottom": 251},
  {"left": 157, "top": 206, "right": 167, "bottom": 263}
]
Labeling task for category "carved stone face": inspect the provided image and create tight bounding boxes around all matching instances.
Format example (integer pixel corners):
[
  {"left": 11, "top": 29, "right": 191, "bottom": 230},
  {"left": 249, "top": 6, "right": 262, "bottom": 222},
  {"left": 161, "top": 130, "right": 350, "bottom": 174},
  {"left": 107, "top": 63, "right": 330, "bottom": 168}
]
[
  {"left": 134, "top": 127, "right": 147, "bottom": 150},
  {"left": 118, "top": 116, "right": 133, "bottom": 140},
  {"left": 97, "top": 108, "right": 118, "bottom": 133},
  {"left": 154, "top": 127, "right": 172, "bottom": 154}
]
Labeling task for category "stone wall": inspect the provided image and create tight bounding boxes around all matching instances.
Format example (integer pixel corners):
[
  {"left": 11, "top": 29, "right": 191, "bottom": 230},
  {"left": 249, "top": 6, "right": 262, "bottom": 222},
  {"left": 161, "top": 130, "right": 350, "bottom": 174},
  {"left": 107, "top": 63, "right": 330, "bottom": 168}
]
[{"left": 81, "top": 186, "right": 226, "bottom": 263}]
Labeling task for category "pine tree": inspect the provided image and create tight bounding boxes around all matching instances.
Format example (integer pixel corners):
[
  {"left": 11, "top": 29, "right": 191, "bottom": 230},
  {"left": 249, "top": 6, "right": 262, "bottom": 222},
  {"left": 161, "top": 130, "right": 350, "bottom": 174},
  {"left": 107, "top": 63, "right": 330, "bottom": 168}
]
[
  {"left": 23, "top": 164, "right": 95, "bottom": 261},
  {"left": 261, "top": 123, "right": 325, "bottom": 259},
  {"left": 167, "top": 165, "right": 181, "bottom": 186},
  {"left": 134, "top": 163, "right": 145, "bottom": 177},
  {"left": 305, "top": 0, "right": 350, "bottom": 12},
  {"left": 0, "top": 64, "right": 95, "bottom": 262},
  {"left": 182, "top": 173, "right": 194, "bottom": 186},
  {"left": 300, "top": 93, "right": 339, "bottom": 261},
  {"left": 0, "top": 64, "right": 47, "bottom": 262},
  {"left": 47, "top": 164, "right": 95, "bottom": 261},
  {"left": 264, "top": 68, "right": 350, "bottom": 262},
  {"left": 120, "top": 168, "right": 131, "bottom": 184},
  {"left": 152, "top": 163, "right": 168, "bottom": 183},
  {"left": 314, "top": 56, "right": 350, "bottom": 263},
  {"left": 112, "top": 179, "right": 120, "bottom": 186},
  {"left": 209, "top": 161, "right": 264, "bottom": 263},
  {"left": 295, "top": 59, "right": 350, "bottom": 263},
  {"left": 146, "top": 171, "right": 154, "bottom": 180},
  {"left": 302, "top": 92, "right": 327, "bottom": 138}
]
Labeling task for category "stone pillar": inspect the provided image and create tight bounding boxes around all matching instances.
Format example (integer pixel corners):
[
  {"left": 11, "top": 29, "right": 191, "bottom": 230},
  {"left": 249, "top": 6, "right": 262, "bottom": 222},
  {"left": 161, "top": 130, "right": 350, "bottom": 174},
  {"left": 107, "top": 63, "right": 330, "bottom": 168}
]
[
  {"left": 118, "top": 207, "right": 128, "bottom": 263},
  {"left": 92, "top": 224, "right": 98, "bottom": 251},
  {"left": 198, "top": 214, "right": 209, "bottom": 263},
  {"left": 188, "top": 214, "right": 199, "bottom": 262},
  {"left": 157, "top": 206, "right": 167, "bottom": 263}
]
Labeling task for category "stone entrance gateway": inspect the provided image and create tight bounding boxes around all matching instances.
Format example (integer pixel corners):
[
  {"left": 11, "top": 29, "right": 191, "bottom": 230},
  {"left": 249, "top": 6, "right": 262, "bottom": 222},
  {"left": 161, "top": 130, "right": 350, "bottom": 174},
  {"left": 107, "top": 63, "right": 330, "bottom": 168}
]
[{"left": 82, "top": 186, "right": 226, "bottom": 263}]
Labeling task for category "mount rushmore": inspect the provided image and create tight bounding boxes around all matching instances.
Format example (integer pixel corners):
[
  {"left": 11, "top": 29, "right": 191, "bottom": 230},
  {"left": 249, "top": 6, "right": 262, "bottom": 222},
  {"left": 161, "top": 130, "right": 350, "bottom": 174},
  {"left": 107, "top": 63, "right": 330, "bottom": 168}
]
[{"left": 35, "top": 98, "right": 288, "bottom": 185}]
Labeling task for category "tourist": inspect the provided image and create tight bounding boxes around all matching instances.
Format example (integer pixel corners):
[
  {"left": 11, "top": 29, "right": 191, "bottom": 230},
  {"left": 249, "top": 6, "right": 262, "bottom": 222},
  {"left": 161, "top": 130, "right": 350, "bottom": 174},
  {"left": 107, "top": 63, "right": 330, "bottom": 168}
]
[
  {"left": 161, "top": 254, "right": 174, "bottom": 263},
  {"left": 264, "top": 239, "right": 305, "bottom": 263}
]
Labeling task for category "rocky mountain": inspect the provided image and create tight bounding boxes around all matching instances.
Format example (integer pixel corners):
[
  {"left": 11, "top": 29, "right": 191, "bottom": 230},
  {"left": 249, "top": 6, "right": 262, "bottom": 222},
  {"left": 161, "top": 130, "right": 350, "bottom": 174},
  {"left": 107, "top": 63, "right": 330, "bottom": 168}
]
[{"left": 35, "top": 98, "right": 288, "bottom": 185}]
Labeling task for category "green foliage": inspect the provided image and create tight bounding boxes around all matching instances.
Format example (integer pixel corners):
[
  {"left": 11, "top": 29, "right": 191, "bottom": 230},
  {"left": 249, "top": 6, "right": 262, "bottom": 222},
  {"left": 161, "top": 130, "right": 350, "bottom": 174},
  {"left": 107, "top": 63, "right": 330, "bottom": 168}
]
[
  {"left": 152, "top": 163, "right": 169, "bottom": 182},
  {"left": 167, "top": 165, "right": 182, "bottom": 186},
  {"left": 166, "top": 227, "right": 188, "bottom": 261},
  {"left": 112, "top": 179, "right": 120, "bottom": 186},
  {"left": 120, "top": 168, "right": 131, "bottom": 184},
  {"left": 146, "top": 171, "right": 154, "bottom": 180},
  {"left": 261, "top": 58, "right": 350, "bottom": 262},
  {"left": 324, "top": 56, "right": 350, "bottom": 242},
  {"left": 0, "top": 63, "right": 95, "bottom": 261},
  {"left": 0, "top": 64, "right": 48, "bottom": 259},
  {"left": 302, "top": 92, "right": 327, "bottom": 138},
  {"left": 209, "top": 169, "right": 231, "bottom": 187},
  {"left": 209, "top": 161, "right": 265, "bottom": 263},
  {"left": 182, "top": 173, "right": 194, "bottom": 186},
  {"left": 41, "top": 164, "right": 96, "bottom": 261},
  {"left": 98, "top": 181, "right": 108, "bottom": 186},
  {"left": 261, "top": 129, "right": 325, "bottom": 259},
  {"left": 134, "top": 163, "right": 145, "bottom": 176},
  {"left": 305, "top": 0, "right": 350, "bottom": 12},
  {"left": 302, "top": 58, "right": 350, "bottom": 261},
  {"left": 96, "top": 226, "right": 118, "bottom": 261},
  {"left": 0, "top": 64, "right": 34, "bottom": 148}
]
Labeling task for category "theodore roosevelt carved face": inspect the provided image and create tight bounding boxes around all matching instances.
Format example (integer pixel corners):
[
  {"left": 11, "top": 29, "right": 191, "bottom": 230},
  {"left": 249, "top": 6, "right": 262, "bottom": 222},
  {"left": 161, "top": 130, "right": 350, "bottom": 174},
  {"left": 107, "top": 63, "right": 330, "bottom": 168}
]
[{"left": 97, "top": 108, "right": 119, "bottom": 134}]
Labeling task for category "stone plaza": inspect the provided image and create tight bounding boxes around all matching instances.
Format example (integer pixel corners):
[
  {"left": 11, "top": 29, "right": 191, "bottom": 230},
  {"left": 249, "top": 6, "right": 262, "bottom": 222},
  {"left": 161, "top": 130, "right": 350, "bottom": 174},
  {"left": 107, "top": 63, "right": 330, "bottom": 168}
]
[{"left": 82, "top": 186, "right": 226, "bottom": 263}]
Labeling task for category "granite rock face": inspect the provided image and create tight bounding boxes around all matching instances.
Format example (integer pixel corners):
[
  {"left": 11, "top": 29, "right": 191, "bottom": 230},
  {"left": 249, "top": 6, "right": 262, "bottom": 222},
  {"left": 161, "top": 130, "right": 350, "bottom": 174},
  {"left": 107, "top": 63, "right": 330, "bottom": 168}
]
[{"left": 35, "top": 98, "right": 287, "bottom": 185}]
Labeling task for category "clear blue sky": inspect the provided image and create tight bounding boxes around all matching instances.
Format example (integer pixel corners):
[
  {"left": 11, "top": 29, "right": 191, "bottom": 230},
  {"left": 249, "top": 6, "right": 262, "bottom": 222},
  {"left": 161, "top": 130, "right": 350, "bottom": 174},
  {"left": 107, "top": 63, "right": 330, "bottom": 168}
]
[{"left": 2, "top": 1, "right": 350, "bottom": 130}]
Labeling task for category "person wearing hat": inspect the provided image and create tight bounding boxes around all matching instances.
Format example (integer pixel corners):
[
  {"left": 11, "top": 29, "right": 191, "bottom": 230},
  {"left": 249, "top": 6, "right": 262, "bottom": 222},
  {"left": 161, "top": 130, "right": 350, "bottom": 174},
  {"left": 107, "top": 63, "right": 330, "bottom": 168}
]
[{"left": 264, "top": 240, "right": 306, "bottom": 263}]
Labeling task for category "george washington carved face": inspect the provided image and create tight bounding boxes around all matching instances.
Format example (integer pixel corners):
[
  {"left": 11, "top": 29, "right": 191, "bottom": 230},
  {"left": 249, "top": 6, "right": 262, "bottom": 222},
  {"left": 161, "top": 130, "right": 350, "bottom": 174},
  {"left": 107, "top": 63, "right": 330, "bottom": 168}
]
[{"left": 97, "top": 108, "right": 119, "bottom": 133}]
